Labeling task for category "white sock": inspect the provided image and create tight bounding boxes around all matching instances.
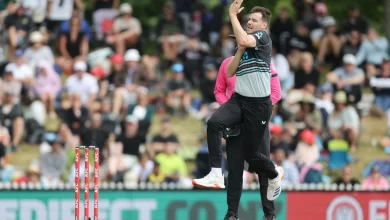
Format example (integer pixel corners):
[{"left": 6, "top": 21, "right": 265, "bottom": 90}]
[{"left": 211, "top": 167, "right": 222, "bottom": 176}]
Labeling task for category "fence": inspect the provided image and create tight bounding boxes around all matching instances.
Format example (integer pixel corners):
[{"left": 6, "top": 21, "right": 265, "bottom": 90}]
[{"left": 0, "top": 189, "right": 389, "bottom": 220}]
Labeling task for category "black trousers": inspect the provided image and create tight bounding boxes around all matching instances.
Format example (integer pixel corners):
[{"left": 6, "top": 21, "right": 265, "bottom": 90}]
[
  {"left": 207, "top": 93, "right": 277, "bottom": 176},
  {"left": 226, "top": 123, "right": 275, "bottom": 217}
]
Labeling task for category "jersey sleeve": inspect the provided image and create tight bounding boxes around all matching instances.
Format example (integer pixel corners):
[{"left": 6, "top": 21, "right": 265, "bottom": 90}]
[{"left": 250, "top": 31, "right": 271, "bottom": 47}]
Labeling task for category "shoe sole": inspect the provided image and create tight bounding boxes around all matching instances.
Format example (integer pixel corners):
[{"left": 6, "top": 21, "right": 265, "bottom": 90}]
[{"left": 192, "top": 180, "right": 225, "bottom": 189}]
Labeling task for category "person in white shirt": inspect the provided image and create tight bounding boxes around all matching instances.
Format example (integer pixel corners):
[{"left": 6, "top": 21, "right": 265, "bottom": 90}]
[
  {"left": 5, "top": 50, "right": 34, "bottom": 88},
  {"left": 64, "top": 61, "right": 99, "bottom": 107},
  {"left": 23, "top": 31, "right": 55, "bottom": 68}
]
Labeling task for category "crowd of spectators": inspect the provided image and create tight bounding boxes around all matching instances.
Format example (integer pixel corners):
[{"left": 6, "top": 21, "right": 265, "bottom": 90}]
[{"left": 0, "top": 0, "right": 390, "bottom": 190}]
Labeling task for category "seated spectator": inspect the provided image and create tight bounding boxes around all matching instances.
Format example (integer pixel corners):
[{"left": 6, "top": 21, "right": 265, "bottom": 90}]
[
  {"left": 60, "top": 9, "right": 91, "bottom": 40},
  {"left": 356, "top": 27, "right": 389, "bottom": 68},
  {"left": 327, "top": 91, "right": 360, "bottom": 151},
  {"left": 270, "top": 7, "right": 295, "bottom": 56},
  {"left": 147, "top": 161, "right": 165, "bottom": 183},
  {"left": 292, "top": 94, "right": 323, "bottom": 134},
  {"left": 165, "top": 63, "right": 192, "bottom": 115},
  {"left": 80, "top": 113, "right": 110, "bottom": 158},
  {"left": 155, "top": 142, "right": 187, "bottom": 183},
  {"left": 106, "top": 3, "right": 142, "bottom": 55},
  {"left": 342, "top": 5, "right": 369, "bottom": 35},
  {"left": 109, "top": 115, "right": 143, "bottom": 180},
  {"left": 125, "top": 153, "right": 154, "bottom": 184},
  {"left": 21, "top": 94, "right": 46, "bottom": 144},
  {"left": 326, "top": 54, "right": 364, "bottom": 104},
  {"left": 0, "top": 119, "right": 10, "bottom": 162},
  {"left": 40, "top": 136, "right": 67, "bottom": 186},
  {"left": 112, "top": 49, "right": 147, "bottom": 115},
  {"left": 338, "top": 30, "right": 361, "bottom": 65},
  {"left": 196, "top": 63, "right": 217, "bottom": 119},
  {"left": 317, "top": 17, "right": 341, "bottom": 68},
  {"left": 333, "top": 165, "right": 360, "bottom": 187},
  {"left": 271, "top": 45, "right": 290, "bottom": 93},
  {"left": 0, "top": 65, "right": 22, "bottom": 103},
  {"left": 368, "top": 58, "right": 390, "bottom": 112},
  {"left": 34, "top": 60, "right": 62, "bottom": 119},
  {"left": 4, "top": 4, "right": 32, "bottom": 59},
  {"left": 23, "top": 164, "right": 42, "bottom": 184},
  {"left": 92, "top": 0, "right": 120, "bottom": 40},
  {"left": 0, "top": 90, "right": 24, "bottom": 151},
  {"left": 64, "top": 61, "right": 99, "bottom": 107},
  {"left": 156, "top": 2, "right": 185, "bottom": 61},
  {"left": 212, "top": 23, "right": 235, "bottom": 61},
  {"left": 150, "top": 116, "right": 179, "bottom": 156},
  {"left": 273, "top": 148, "right": 299, "bottom": 187},
  {"left": 294, "top": 129, "right": 320, "bottom": 167},
  {"left": 69, "top": 150, "right": 88, "bottom": 183},
  {"left": 106, "top": 54, "right": 125, "bottom": 88},
  {"left": 127, "top": 87, "right": 155, "bottom": 139},
  {"left": 61, "top": 94, "right": 89, "bottom": 137},
  {"left": 178, "top": 34, "right": 209, "bottom": 86},
  {"left": 362, "top": 165, "right": 390, "bottom": 190},
  {"left": 58, "top": 16, "right": 89, "bottom": 74},
  {"left": 294, "top": 52, "right": 320, "bottom": 89},
  {"left": 287, "top": 22, "right": 313, "bottom": 71},
  {"left": 270, "top": 124, "right": 290, "bottom": 156},
  {"left": 99, "top": 98, "right": 120, "bottom": 135},
  {"left": 24, "top": 31, "right": 55, "bottom": 68},
  {"left": 6, "top": 50, "right": 35, "bottom": 89}
]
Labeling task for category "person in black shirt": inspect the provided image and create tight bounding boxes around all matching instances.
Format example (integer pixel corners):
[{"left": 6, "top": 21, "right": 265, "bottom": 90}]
[
  {"left": 294, "top": 52, "right": 320, "bottom": 89},
  {"left": 61, "top": 94, "right": 89, "bottom": 136},
  {"left": 287, "top": 22, "right": 313, "bottom": 54},
  {"left": 4, "top": 4, "right": 32, "bottom": 59},
  {"left": 270, "top": 7, "right": 295, "bottom": 55},
  {"left": 93, "top": 0, "right": 119, "bottom": 10},
  {"left": 150, "top": 116, "right": 179, "bottom": 156},
  {"left": 333, "top": 165, "right": 360, "bottom": 188},
  {"left": 342, "top": 5, "right": 369, "bottom": 35},
  {"left": 200, "top": 63, "right": 217, "bottom": 104}
]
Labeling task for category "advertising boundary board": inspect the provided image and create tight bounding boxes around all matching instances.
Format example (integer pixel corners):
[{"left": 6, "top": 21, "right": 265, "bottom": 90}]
[
  {"left": 287, "top": 191, "right": 390, "bottom": 220},
  {"left": 0, "top": 190, "right": 286, "bottom": 220}
]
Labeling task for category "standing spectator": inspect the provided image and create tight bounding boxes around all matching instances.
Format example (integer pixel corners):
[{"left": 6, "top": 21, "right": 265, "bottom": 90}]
[
  {"left": 125, "top": 153, "right": 154, "bottom": 184},
  {"left": 271, "top": 7, "right": 295, "bottom": 55},
  {"left": 326, "top": 54, "right": 365, "bottom": 104},
  {"left": 4, "top": 4, "right": 32, "bottom": 59},
  {"left": 333, "top": 165, "right": 360, "bottom": 186},
  {"left": 362, "top": 166, "right": 390, "bottom": 190},
  {"left": 342, "top": 5, "right": 369, "bottom": 35},
  {"left": 65, "top": 61, "right": 99, "bottom": 107},
  {"left": 40, "top": 137, "right": 67, "bottom": 186},
  {"left": 355, "top": 28, "right": 389, "bottom": 67},
  {"left": 34, "top": 61, "right": 62, "bottom": 119},
  {"left": 165, "top": 63, "right": 192, "bottom": 115},
  {"left": 273, "top": 148, "right": 299, "bottom": 187},
  {"left": 107, "top": 3, "right": 142, "bottom": 55},
  {"left": 24, "top": 31, "right": 55, "bottom": 68},
  {"left": 294, "top": 52, "right": 320, "bottom": 89}
]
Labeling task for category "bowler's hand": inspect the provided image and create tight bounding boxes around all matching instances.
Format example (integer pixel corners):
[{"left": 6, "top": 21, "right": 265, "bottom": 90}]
[{"left": 229, "top": 0, "right": 244, "bottom": 16}]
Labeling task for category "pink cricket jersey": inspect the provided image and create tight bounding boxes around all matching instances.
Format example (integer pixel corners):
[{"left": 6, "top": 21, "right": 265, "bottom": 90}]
[{"left": 214, "top": 57, "right": 282, "bottom": 105}]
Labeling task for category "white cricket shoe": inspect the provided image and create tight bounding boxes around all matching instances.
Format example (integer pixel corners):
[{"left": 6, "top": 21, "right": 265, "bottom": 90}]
[
  {"left": 267, "top": 166, "right": 284, "bottom": 201},
  {"left": 192, "top": 172, "right": 225, "bottom": 189}
]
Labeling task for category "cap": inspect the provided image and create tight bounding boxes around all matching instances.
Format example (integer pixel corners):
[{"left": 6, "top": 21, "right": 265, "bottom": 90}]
[
  {"left": 300, "top": 94, "right": 315, "bottom": 104},
  {"left": 343, "top": 54, "right": 356, "bottom": 65},
  {"left": 111, "top": 54, "right": 124, "bottom": 64},
  {"left": 371, "top": 165, "right": 381, "bottom": 173},
  {"left": 124, "top": 49, "right": 140, "bottom": 62},
  {"left": 5, "top": 63, "right": 15, "bottom": 73},
  {"left": 270, "top": 124, "right": 282, "bottom": 135},
  {"left": 32, "top": 9, "right": 45, "bottom": 23},
  {"left": 73, "top": 61, "right": 87, "bottom": 71},
  {"left": 136, "top": 86, "right": 149, "bottom": 95},
  {"left": 323, "top": 16, "right": 336, "bottom": 27},
  {"left": 334, "top": 91, "right": 347, "bottom": 104},
  {"left": 26, "top": 164, "right": 40, "bottom": 175},
  {"left": 300, "top": 129, "right": 315, "bottom": 145},
  {"left": 125, "top": 115, "right": 139, "bottom": 124},
  {"left": 14, "top": 49, "right": 24, "bottom": 57},
  {"left": 119, "top": 3, "right": 132, "bottom": 14},
  {"left": 91, "top": 66, "right": 104, "bottom": 80},
  {"left": 205, "top": 63, "right": 216, "bottom": 71},
  {"left": 171, "top": 63, "right": 183, "bottom": 72},
  {"left": 29, "top": 31, "right": 44, "bottom": 43}
]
